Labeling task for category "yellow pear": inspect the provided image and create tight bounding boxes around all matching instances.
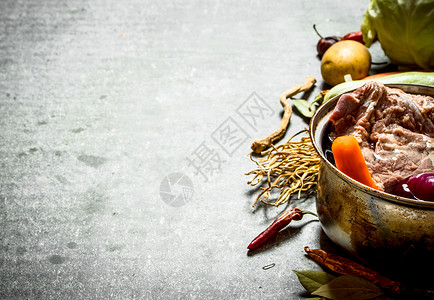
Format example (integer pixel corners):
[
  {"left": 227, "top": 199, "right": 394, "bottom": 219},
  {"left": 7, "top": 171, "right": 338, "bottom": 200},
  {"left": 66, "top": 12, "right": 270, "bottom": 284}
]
[{"left": 321, "top": 40, "right": 371, "bottom": 86}]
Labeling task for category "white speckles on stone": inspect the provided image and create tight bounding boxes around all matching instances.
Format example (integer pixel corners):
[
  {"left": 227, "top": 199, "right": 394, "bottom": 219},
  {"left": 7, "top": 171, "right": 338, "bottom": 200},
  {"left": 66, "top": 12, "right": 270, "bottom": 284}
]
[{"left": 0, "top": 0, "right": 372, "bottom": 298}]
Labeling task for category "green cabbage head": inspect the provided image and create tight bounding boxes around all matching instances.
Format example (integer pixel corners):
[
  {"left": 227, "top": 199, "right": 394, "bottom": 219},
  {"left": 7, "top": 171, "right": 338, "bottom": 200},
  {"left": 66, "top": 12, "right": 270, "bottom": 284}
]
[{"left": 361, "top": 0, "right": 434, "bottom": 69}]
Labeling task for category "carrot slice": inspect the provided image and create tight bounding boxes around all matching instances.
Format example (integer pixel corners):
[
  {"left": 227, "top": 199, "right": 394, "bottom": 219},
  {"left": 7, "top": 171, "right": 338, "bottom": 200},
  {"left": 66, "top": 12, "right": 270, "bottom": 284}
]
[
  {"left": 361, "top": 70, "right": 433, "bottom": 81},
  {"left": 332, "top": 136, "right": 379, "bottom": 190},
  {"left": 361, "top": 71, "right": 402, "bottom": 80}
]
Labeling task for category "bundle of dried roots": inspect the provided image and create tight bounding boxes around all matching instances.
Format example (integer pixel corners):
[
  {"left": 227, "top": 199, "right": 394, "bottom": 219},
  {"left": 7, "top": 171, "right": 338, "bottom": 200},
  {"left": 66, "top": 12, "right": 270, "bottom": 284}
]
[{"left": 246, "top": 130, "right": 320, "bottom": 207}]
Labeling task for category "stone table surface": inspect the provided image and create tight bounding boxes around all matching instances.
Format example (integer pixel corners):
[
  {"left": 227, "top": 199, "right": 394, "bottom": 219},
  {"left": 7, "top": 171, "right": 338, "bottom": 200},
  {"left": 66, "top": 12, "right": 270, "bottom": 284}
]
[{"left": 0, "top": 0, "right": 394, "bottom": 299}]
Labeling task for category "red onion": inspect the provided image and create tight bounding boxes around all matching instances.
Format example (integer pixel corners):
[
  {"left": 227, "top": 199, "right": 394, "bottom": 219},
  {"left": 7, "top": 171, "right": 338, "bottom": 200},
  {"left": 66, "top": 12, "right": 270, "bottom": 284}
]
[{"left": 393, "top": 173, "right": 434, "bottom": 202}]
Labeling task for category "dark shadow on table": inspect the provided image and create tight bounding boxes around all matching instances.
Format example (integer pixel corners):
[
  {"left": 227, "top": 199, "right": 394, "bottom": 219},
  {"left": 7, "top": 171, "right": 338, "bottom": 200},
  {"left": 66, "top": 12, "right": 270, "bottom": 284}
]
[{"left": 317, "top": 229, "right": 434, "bottom": 298}]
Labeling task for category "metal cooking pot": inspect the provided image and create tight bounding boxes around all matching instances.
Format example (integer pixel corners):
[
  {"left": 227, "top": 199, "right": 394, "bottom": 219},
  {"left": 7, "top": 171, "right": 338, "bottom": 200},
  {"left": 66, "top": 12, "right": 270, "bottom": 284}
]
[{"left": 309, "top": 84, "right": 434, "bottom": 278}]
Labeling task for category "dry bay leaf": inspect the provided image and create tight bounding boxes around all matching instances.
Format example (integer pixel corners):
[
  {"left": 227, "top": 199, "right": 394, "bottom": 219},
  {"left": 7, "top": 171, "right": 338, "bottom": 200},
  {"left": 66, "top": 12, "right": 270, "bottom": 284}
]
[
  {"left": 293, "top": 270, "right": 335, "bottom": 294},
  {"left": 292, "top": 99, "right": 317, "bottom": 118},
  {"left": 312, "top": 275, "right": 384, "bottom": 300}
]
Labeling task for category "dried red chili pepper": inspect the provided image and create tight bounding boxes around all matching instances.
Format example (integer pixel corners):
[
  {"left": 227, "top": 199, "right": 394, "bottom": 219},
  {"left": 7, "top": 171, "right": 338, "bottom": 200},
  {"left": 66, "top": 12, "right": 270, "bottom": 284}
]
[
  {"left": 313, "top": 25, "right": 368, "bottom": 58},
  {"left": 313, "top": 24, "right": 341, "bottom": 57},
  {"left": 342, "top": 31, "right": 365, "bottom": 44},
  {"left": 304, "top": 246, "right": 401, "bottom": 295},
  {"left": 247, "top": 209, "right": 316, "bottom": 250}
]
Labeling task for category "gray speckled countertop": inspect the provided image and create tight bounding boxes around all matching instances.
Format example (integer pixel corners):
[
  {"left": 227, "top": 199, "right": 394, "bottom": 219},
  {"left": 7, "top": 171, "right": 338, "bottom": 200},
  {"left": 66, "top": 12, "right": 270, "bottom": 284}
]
[{"left": 0, "top": 0, "right": 396, "bottom": 299}]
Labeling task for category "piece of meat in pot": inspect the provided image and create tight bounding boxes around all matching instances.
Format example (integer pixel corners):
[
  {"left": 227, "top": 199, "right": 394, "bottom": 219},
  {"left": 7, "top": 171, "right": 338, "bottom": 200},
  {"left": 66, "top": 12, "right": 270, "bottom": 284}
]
[{"left": 329, "top": 81, "right": 434, "bottom": 192}]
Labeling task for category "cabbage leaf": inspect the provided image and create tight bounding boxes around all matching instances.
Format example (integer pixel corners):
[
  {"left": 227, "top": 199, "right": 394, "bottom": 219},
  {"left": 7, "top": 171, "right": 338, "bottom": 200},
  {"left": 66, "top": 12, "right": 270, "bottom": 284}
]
[{"left": 361, "top": 0, "right": 434, "bottom": 69}]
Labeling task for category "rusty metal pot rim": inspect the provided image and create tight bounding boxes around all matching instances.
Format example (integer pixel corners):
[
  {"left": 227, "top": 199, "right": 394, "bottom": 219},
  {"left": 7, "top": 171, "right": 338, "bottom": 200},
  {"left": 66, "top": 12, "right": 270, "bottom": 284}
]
[{"left": 309, "top": 83, "right": 434, "bottom": 210}]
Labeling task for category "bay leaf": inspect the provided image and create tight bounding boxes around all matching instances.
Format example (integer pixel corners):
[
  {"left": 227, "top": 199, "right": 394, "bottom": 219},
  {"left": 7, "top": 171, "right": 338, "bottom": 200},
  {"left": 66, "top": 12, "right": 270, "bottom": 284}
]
[
  {"left": 292, "top": 270, "right": 335, "bottom": 293},
  {"left": 292, "top": 99, "right": 317, "bottom": 118},
  {"left": 312, "top": 275, "right": 384, "bottom": 300}
]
